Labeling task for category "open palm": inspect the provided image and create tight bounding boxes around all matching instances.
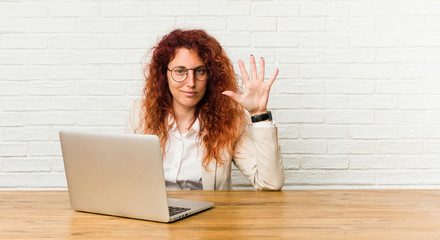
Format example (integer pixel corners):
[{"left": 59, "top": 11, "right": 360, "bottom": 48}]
[{"left": 223, "top": 55, "right": 279, "bottom": 116}]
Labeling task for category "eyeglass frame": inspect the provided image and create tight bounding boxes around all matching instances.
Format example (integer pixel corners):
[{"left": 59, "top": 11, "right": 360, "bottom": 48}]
[{"left": 167, "top": 66, "right": 209, "bottom": 82}]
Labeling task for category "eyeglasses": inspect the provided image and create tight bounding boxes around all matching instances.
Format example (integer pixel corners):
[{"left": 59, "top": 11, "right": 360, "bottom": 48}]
[{"left": 167, "top": 66, "right": 209, "bottom": 82}]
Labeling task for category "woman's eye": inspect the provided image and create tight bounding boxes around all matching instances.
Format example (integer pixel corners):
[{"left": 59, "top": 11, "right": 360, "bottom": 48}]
[
  {"left": 175, "top": 69, "right": 186, "bottom": 75},
  {"left": 196, "top": 69, "right": 206, "bottom": 75}
]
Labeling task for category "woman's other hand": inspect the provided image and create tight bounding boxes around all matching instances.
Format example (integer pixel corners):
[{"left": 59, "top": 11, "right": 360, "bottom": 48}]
[{"left": 222, "top": 55, "right": 279, "bottom": 116}]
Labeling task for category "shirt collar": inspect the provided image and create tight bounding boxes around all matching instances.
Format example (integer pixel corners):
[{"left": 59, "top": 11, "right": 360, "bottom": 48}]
[{"left": 168, "top": 114, "right": 200, "bottom": 134}]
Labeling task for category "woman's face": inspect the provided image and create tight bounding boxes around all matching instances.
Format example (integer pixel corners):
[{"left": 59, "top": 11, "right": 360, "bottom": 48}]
[{"left": 167, "top": 48, "right": 208, "bottom": 112}]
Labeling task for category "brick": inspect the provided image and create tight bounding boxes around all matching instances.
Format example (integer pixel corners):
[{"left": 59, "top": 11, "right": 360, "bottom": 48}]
[
  {"left": 277, "top": 80, "right": 324, "bottom": 94},
  {"left": 0, "top": 3, "right": 48, "bottom": 17},
  {"left": 425, "top": 170, "right": 440, "bottom": 184},
  {"left": 377, "top": 81, "right": 424, "bottom": 94},
  {"left": 27, "top": 51, "right": 76, "bottom": 65},
  {"left": 28, "top": 112, "right": 75, "bottom": 125},
  {"left": 350, "top": 34, "right": 398, "bottom": 47},
  {"left": 425, "top": 141, "right": 440, "bottom": 154},
  {"left": 300, "top": 34, "right": 349, "bottom": 48},
  {"left": 327, "top": 49, "right": 375, "bottom": 63},
  {"left": 301, "top": 2, "right": 349, "bottom": 16},
  {"left": 101, "top": 2, "right": 149, "bottom": 17},
  {"left": 280, "top": 140, "right": 327, "bottom": 154},
  {"left": 77, "top": 50, "right": 126, "bottom": 64},
  {"left": 400, "top": 126, "right": 440, "bottom": 139},
  {"left": 326, "top": 80, "right": 375, "bottom": 94},
  {"left": 376, "top": 49, "right": 425, "bottom": 63},
  {"left": 76, "top": 19, "right": 125, "bottom": 33},
  {"left": 376, "top": 141, "right": 423, "bottom": 154},
  {"left": 99, "top": 33, "right": 157, "bottom": 49},
  {"left": 0, "top": 174, "right": 29, "bottom": 188},
  {"left": 252, "top": 2, "right": 299, "bottom": 16},
  {"left": 176, "top": 18, "right": 225, "bottom": 31},
  {"left": 399, "top": 96, "right": 440, "bottom": 110},
  {"left": 48, "top": 3, "right": 99, "bottom": 17},
  {"left": 227, "top": 17, "right": 276, "bottom": 31},
  {"left": 101, "top": 97, "right": 137, "bottom": 111},
  {"left": 401, "top": 2, "right": 440, "bottom": 15},
  {"left": 29, "top": 173, "right": 67, "bottom": 188},
  {"left": 278, "top": 17, "right": 326, "bottom": 32},
  {"left": 52, "top": 97, "right": 100, "bottom": 111},
  {"left": 0, "top": 143, "right": 27, "bottom": 157},
  {"left": 200, "top": 2, "right": 249, "bottom": 16},
  {"left": 400, "top": 64, "right": 440, "bottom": 79},
  {"left": 328, "top": 140, "right": 374, "bottom": 154},
  {"left": 283, "top": 155, "right": 300, "bottom": 169},
  {"left": 77, "top": 111, "right": 126, "bottom": 126},
  {"left": 277, "top": 124, "right": 299, "bottom": 139},
  {"left": 49, "top": 67, "right": 100, "bottom": 80},
  {"left": 267, "top": 95, "right": 300, "bottom": 109},
  {"left": 301, "top": 65, "right": 349, "bottom": 79},
  {"left": 0, "top": 113, "right": 26, "bottom": 126},
  {"left": 301, "top": 156, "right": 349, "bottom": 169},
  {"left": 52, "top": 158, "right": 65, "bottom": 172},
  {"left": 427, "top": 17, "right": 440, "bottom": 31},
  {"left": 152, "top": 2, "right": 199, "bottom": 16},
  {"left": 2, "top": 97, "right": 51, "bottom": 111},
  {"left": 375, "top": 110, "right": 423, "bottom": 125},
  {"left": 400, "top": 157, "right": 440, "bottom": 169},
  {"left": 30, "top": 142, "right": 61, "bottom": 156},
  {"left": 0, "top": 51, "right": 25, "bottom": 65},
  {"left": 351, "top": 64, "right": 398, "bottom": 79},
  {"left": 349, "top": 95, "right": 397, "bottom": 109},
  {"left": 2, "top": 127, "right": 51, "bottom": 141},
  {"left": 425, "top": 111, "right": 440, "bottom": 125},
  {"left": 274, "top": 64, "right": 299, "bottom": 80},
  {"left": 27, "top": 19, "right": 74, "bottom": 33},
  {"left": 327, "top": 18, "right": 375, "bottom": 32},
  {"left": 301, "top": 125, "right": 348, "bottom": 139},
  {"left": 327, "top": 110, "right": 374, "bottom": 124},
  {"left": 288, "top": 171, "right": 327, "bottom": 185},
  {"left": 326, "top": 170, "right": 374, "bottom": 185},
  {"left": 375, "top": 171, "right": 424, "bottom": 185},
  {"left": 214, "top": 33, "right": 251, "bottom": 47},
  {"left": 376, "top": 17, "right": 425, "bottom": 32},
  {"left": 48, "top": 35, "right": 99, "bottom": 49},
  {"left": 350, "top": 155, "right": 398, "bottom": 169},
  {"left": 278, "top": 50, "right": 326, "bottom": 64},
  {"left": 100, "top": 65, "right": 143, "bottom": 80},
  {"left": 0, "top": 82, "right": 26, "bottom": 96},
  {"left": 0, "top": 66, "right": 49, "bottom": 80},
  {"left": 128, "top": 18, "right": 177, "bottom": 32},
  {"left": 77, "top": 82, "right": 126, "bottom": 96},
  {"left": 4, "top": 159, "right": 51, "bottom": 172},
  {"left": 301, "top": 95, "right": 348, "bottom": 109},
  {"left": 426, "top": 48, "right": 440, "bottom": 63},
  {"left": 350, "top": 126, "right": 397, "bottom": 139},
  {"left": 277, "top": 110, "right": 325, "bottom": 123},
  {"left": 0, "top": 19, "right": 25, "bottom": 32},
  {"left": 252, "top": 33, "right": 299, "bottom": 47},
  {"left": 350, "top": 2, "right": 399, "bottom": 16},
  {"left": 0, "top": 34, "right": 47, "bottom": 49}
]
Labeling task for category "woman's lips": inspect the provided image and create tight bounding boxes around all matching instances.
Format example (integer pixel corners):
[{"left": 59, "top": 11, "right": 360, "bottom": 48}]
[{"left": 182, "top": 91, "right": 197, "bottom": 97}]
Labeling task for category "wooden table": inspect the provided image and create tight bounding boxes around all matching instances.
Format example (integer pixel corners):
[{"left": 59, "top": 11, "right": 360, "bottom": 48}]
[{"left": 1, "top": 190, "right": 440, "bottom": 239}]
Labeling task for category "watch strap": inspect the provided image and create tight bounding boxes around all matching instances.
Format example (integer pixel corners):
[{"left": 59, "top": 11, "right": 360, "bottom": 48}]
[{"left": 251, "top": 111, "right": 272, "bottom": 123}]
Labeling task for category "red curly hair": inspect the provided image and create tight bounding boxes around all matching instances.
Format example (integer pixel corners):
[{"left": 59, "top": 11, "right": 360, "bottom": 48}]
[{"left": 139, "top": 29, "right": 247, "bottom": 168}]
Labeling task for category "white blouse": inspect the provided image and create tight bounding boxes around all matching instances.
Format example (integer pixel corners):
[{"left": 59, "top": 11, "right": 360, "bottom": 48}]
[{"left": 163, "top": 116, "right": 273, "bottom": 190}]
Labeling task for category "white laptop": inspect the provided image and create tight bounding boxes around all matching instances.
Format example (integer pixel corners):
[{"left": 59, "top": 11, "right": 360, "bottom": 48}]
[{"left": 59, "top": 130, "right": 214, "bottom": 223}]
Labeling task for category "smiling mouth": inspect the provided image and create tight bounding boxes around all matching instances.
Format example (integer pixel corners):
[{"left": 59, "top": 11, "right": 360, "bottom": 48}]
[{"left": 182, "top": 91, "right": 197, "bottom": 96}]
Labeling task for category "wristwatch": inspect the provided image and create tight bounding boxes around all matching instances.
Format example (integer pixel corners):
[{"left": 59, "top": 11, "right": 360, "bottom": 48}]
[{"left": 251, "top": 111, "right": 272, "bottom": 123}]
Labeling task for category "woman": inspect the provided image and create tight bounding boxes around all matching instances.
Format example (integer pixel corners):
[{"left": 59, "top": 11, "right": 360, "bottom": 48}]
[{"left": 125, "top": 29, "right": 284, "bottom": 190}]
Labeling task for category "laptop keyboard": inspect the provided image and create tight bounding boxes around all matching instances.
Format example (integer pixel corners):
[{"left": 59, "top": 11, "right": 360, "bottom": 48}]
[{"left": 169, "top": 206, "right": 191, "bottom": 217}]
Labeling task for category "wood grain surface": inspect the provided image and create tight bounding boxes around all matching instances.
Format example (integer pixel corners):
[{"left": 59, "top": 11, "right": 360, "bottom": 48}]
[{"left": 1, "top": 190, "right": 440, "bottom": 239}]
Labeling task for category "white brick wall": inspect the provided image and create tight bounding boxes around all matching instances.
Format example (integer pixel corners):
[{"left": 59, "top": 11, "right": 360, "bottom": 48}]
[{"left": 1, "top": 0, "right": 440, "bottom": 190}]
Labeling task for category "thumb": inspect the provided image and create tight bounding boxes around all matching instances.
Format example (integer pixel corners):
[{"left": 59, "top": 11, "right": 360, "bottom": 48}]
[{"left": 222, "top": 90, "right": 242, "bottom": 103}]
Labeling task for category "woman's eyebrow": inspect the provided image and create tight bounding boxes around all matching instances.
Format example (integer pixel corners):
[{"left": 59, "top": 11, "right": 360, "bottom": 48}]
[{"left": 171, "top": 64, "right": 206, "bottom": 69}]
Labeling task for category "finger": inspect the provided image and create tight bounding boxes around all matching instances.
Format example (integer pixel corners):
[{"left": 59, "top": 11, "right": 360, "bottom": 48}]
[
  {"left": 267, "top": 68, "right": 279, "bottom": 87},
  {"left": 250, "top": 55, "right": 258, "bottom": 81},
  {"left": 222, "top": 90, "right": 242, "bottom": 104},
  {"left": 259, "top": 57, "right": 265, "bottom": 82},
  {"left": 238, "top": 60, "right": 250, "bottom": 85}
]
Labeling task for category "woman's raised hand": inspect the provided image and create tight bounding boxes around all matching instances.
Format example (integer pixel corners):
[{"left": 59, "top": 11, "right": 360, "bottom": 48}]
[{"left": 222, "top": 55, "right": 279, "bottom": 116}]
